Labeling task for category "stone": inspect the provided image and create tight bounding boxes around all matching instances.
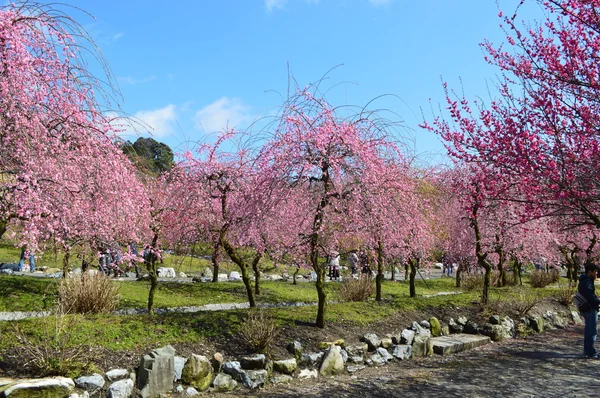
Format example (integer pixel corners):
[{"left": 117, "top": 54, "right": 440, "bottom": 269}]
[
  {"left": 431, "top": 334, "right": 491, "bottom": 355},
  {"left": 501, "top": 316, "right": 515, "bottom": 339},
  {"left": 346, "top": 364, "right": 366, "bottom": 373},
  {"left": 270, "top": 375, "right": 293, "bottom": 384},
  {"left": 240, "top": 354, "right": 266, "bottom": 370},
  {"left": 210, "top": 353, "right": 224, "bottom": 373},
  {"left": 2, "top": 377, "right": 75, "bottom": 397},
  {"left": 319, "top": 345, "right": 345, "bottom": 376},
  {"left": 360, "top": 333, "right": 381, "bottom": 351},
  {"left": 174, "top": 356, "right": 187, "bottom": 381},
  {"left": 480, "top": 323, "right": 505, "bottom": 341},
  {"left": 137, "top": 345, "right": 175, "bottom": 398},
  {"left": 441, "top": 325, "right": 450, "bottom": 335},
  {"left": 246, "top": 369, "right": 268, "bottom": 388},
  {"left": 571, "top": 311, "right": 583, "bottom": 325},
  {"left": 228, "top": 271, "right": 242, "bottom": 281},
  {"left": 105, "top": 368, "right": 129, "bottom": 382},
  {"left": 529, "top": 316, "right": 544, "bottom": 333},
  {"left": 286, "top": 341, "right": 303, "bottom": 358},
  {"left": 299, "top": 352, "right": 324, "bottom": 368},
  {"left": 412, "top": 335, "right": 433, "bottom": 357},
  {"left": 185, "top": 387, "right": 200, "bottom": 396},
  {"left": 392, "top": 344, "right": 412, "bottom": 360},
  {"left": 464, "top": 320, "right": 480, "bottom": 334},
  {"left": 203, "top": 267, "right": 213, "bottom": 279},
  {"left": 211, "top": 373, "right": 238, "bottom": 392},
  {"left": 156, "top": 267, "right": 176, "bottom": 278},
  {"left": 74, "top": 374, "right": 105, "bottom": 396},
  {"left": 420, "top": 320, "right": 431, "bottom": 329},
  {"left": 298, "top": 369, "right": 318, "bottom": 379},
  {"left": 181, "top": 354, "right": 213, "bottom": 391},
  {"left": 217, "top": 273, "right": 228, "bottom": 281},
  {"left": 489, "top": 315, "right": 501, "bottom": 325},
  {"left": 317, "top": 341, "right": 333, "bottom": 350},
  {"left": 368, "top": 353, "right": 387, "bottom": 367},
  {"left": 107, "top": 378, "right": 134, "bottom": 398},
  {"left": 176, "top": 385, "right": 184, "bottom": 393},
  {"left": 411, "top": 322, "right": 431, "bottom": 337},
  {"left": 388, "top": 332, "right": 402, "bottom": 345},
  {"left": 273, "top": 358, "right": 297, "bottom": 375},
  {"left": 333, "top": 339, "right": 345, "bottom": 347},
  {"left": 456, "top": 316, "right": 468, "bottom": 326},
  {"left": 448, "top": 318, "right": 464, "bottom": 334},
  {"left": 380, "top": 337, "right": 393, "bottom": 349},
  {"left": 400, "top": 329, "right": 416, "bottom": 345},
  {"left": 340, "top": 348, "right": 348, "bottom": 363},
  {"left": 178, "top": 272, "right": 187, "bottom": 278},
  {"left": 345, "top": 344, "right": 368, "bottom": 357},
  {"left": 222, "top": 361, "right": 254, "bottom": 389},
  {"left": 429, "top": 317, "right": 442, "bottom": 337},
  {"left": 375, "top": 347, "right": 393, "bottom": 362}
]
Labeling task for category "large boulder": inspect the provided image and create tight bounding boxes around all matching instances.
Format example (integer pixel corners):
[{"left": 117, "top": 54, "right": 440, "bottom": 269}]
[
  {"left": 360, "top": 333, "right": 381, "bottom": 352},
  {"left": 480, "top": 323, "right": 505, "bottom": 342},
  {"left": 211, "top": 373, "right": 237, "bottom": 392},
  {"left": 529, "top": 316, "right": 544, "bottom": 333},
  {"left": 392, "top": 344, "right": 412, "bottom": 360},
  {"left": 240, "top": 354, "right": 266, "bottom": 370},
  {"left": 412, "top": 335, "right": 433, "bottom": 357},
  {"left": 400, "top": 329, "right": 416, "bottom": 345},
  {"left": 137, "top": 345, "right": 175, "bottom": 398},
  {"left": 181, "top": 354, "right": 213, "bottom": 391},
  {"left": 107, "top": 378, "right": 134, "bottom": 398},
  {"left": 74, "top": 374, "right": 105, "bottom": 396},
  {"left": 273, "top": 358, "right": 297, "bottom": 375},
  {"left": 299, "top": 352, "right": 324, "bottom": 368},
  {"left": 105, "top": 369, "right": 129, "bottom": 382},
  {"left": 1, "top": 377, "right": 75, "bottom": 397},
  {"left": 270, "top": 375, "right": 293, "bottom": 384},
  {"left": 319, "top": 346, "right": 345, "bottom": 376},
  {"left": 156, "top": 267, "right": 176, "bottom": 278},
  {"left": 298, "top": 369, "right": 318, "bottom": 379},
  {"left": 222, "top": 361, "right": 255, "bottom": 389},
  {"left": 429, "top": 317, "right": 442, "bottom": 337},
  {"left": 174, "top": 356, "right": 187, "bottom": 381},
  {"left": 286, "top": 341, "right": 303, "bottom": 359},
  {"left": 448, "top": 318, "right": 464, "bottom": 334},
  {"left": 411, "top": 322, "right": 431, "bottom": 337},
  {"left": 463, "top": 320, "right": 480, "bottom": 334},
  {"left": 228, "top": 271, "right": 242, "bottom": 281},
  {"left": 246, "top": 370, "right": 268, "bottom": 388}
]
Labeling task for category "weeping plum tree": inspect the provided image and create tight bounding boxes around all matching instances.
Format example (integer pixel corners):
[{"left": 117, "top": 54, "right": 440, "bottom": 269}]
[{"left": 266, "top": 88, "right": 411, "bottom": 327}]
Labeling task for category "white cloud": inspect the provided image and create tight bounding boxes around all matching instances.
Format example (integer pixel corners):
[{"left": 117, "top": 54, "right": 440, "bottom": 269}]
[
  {"left": 194, "top": 97, "right": 253, "bottom": 133},
  {"left": 368, "top": 0, "right": 391, "bottom": 6},
  {"left": 109, "top": 105, "right": 178, "bottom": 138},
  {"left": 265, "top": 0, "right": 286, "bottom": 12},
  {"left": 118, "top": 75, "right": 157, "bottom": 85},
  {"left": 112, "top": 32, "right": 124, "bottom": 40}
]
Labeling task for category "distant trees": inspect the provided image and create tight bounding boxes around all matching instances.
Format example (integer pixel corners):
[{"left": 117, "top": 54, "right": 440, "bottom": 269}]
[{"left": 122, "top": 137, "right": 175, "bottom": 175}]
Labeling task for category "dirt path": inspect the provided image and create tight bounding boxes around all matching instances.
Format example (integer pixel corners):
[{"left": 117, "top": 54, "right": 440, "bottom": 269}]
[{"left": 213, "top": 326, "right": 600, "bottom": 398}]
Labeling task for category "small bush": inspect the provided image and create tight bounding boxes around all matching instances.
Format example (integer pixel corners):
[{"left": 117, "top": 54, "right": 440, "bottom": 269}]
[
  {"left": 555, "top": 281, "right": 578, "bottom": 307},
  {"left": 239, "top": 309, "right": 279, "bottom": 355},
  {"left": 58, "top": 272, "right": 120, "bottom": 314},
  {"left": 530, "top": 270, "right": 560, "bottom": 288},
  {"left": 339, "top": 277, "right": 374, "bottom": 302},
  {"left": 11, "top": 309, "right": 97, "bottom": 377},
  {"left": 460, "top": 273, "right": 485, "bottom": 291}
]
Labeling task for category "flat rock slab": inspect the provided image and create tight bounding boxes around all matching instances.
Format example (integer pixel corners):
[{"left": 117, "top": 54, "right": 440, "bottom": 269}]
[{"left": 431, "top": 334, "right": 491, "bottom": 355}]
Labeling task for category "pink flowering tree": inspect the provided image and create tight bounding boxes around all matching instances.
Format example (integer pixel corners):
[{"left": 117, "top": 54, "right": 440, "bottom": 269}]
[
  {"left": 0, "top": 2, "right": 149, "bottom": 265},
  {"left": 265, "top": 88, "right": 410, "bottom": 327}
]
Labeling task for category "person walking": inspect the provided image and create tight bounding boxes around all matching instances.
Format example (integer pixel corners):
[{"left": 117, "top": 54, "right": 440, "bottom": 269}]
[
  {"left": 348, "top": 250, "right": 359, "bottom": 278},
  {"left": 578, "top": 262, "right": 600, "bottom": 358}
]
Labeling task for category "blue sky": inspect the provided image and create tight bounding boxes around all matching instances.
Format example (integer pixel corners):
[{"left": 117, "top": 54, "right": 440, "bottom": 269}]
[{"left": 71, "top": 0, "right": 542, "bottom": 162}]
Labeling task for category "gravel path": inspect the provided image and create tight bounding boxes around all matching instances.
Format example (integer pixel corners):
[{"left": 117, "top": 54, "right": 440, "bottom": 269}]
[{"left": 221, "top": 326, "right": 599, "bottom": 398}]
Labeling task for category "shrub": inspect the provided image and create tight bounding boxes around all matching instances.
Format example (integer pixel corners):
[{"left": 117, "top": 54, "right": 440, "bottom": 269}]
[
  {"left": 555, "top": 281, "right": 578, "bottom": 307},
  {"left": 460, "top": 273, "right": 485, "bottom": 291},
  {"left": 239, "top": 309, "right": 279, "bottom": 355},
  {"left": 339, "top": 277, "right": 374, "bottom": 302},
  {"left": 530, "top": 270, "right": 560, "bottom": 288},
  {"left": 58, "top": 272, "right": 120, "bottom": 314},
  {"left": 11, "top": 308, "right": 97, "bottom": 377}
]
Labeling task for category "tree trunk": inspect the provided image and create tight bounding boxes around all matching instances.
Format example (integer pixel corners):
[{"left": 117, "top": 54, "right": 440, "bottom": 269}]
[
  {"left": 293, "top": 266, "right": 299, "bottom": 285},
  {"left": 409, "top": 259, "right": 417, "bottom": 298},
  {"left": 252, "top": 252, "right": 263, "bottom": 296},
  {"left": 456, "top": 262, "right": 463, "bottom": 288},
  {"left": 376, "top": 241, "right": 384, "bottom": 301},
  {"left": 211, "top": 240, "right": 221, "bottom": 283},
  {"left": 0, "top": 220, "right": 6, "bottom": 240},
  {"left": 62, "top": 249, "right": 71, "bottom": 279},
  {"left": 405, "top": 263, "right": 409, "bottom": 281},
  {"left": 315, "top": 267, "right": 327, "bottom": 328},
  {"left": 512, "top": 257, "right": 522, "bottom": 286},
  {"left": 146, "top": 232, "right": 160, "bottom": 314},
  {"left": 482, "top": 265, "right": 491, "bottom": 304},
  {"left": 221, "top": 238, "right": 256, "bottom": 307}
]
